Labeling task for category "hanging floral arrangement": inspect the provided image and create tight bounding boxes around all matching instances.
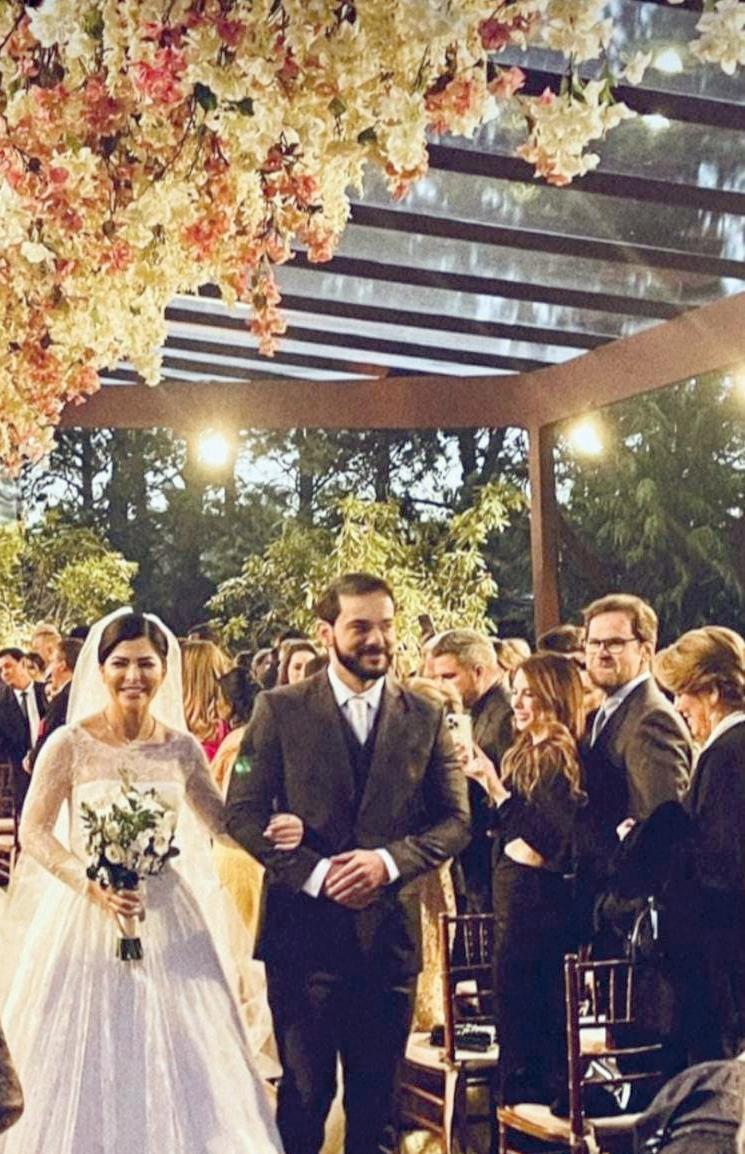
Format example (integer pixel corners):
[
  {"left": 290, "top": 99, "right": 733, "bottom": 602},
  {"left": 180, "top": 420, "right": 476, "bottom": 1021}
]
[{"left": 0, "top": 0, "right": 739, "bottom": 468}]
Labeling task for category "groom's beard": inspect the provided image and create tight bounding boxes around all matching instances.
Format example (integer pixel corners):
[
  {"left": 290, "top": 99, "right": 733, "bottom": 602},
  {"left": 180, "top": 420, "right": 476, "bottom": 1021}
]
[{"left": 333, "top": 638, "right": 392, "bottom": 682}]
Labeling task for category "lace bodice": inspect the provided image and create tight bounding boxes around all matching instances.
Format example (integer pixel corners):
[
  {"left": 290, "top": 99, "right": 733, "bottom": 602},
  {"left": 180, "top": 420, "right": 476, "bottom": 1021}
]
[{"left": 19, "top": 724, "right": 229, "bottom": 895}]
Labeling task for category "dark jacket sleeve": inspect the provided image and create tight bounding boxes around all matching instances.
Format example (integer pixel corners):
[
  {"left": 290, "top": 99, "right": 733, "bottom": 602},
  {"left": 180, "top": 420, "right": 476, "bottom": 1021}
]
[
  {"left": 383, "top": 710, "right": 471, "bottom": 883},
  {"left": 625, "top": 707, "right": 691, "bottom": 820},
  {"left": 686, "top": 737, "right": 745, "bottom": 893},
  {"left": 225, "top": 692, "right": 324, "bottom": 893}
]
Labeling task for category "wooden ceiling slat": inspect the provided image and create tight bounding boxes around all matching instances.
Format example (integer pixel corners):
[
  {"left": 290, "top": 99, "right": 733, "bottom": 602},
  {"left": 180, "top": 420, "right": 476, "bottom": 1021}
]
[
  {"left": 349, "top": 203, "right": 745, "bottom": 280},
  {"left": 428, "top": 145, "right": 745, "bottom": 217},
  {"left": 292, "top": 252, "right": 685, "bottom": 320},
  {"left": 165, "top": 332, "right": 548, "bottom": 374}
]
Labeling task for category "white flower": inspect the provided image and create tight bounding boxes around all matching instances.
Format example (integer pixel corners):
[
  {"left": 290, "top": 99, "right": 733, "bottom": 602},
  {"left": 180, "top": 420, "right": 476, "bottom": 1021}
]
[
  {"left": 692, "top": 0, "right": 745, "bottom": 76},
  {"left": 20, "top": 241, "right": 55, "bottom": 265},
  {"left": 153, "top": 834, "right": 171, "bottom": 857},
  {"left": 621, "top": 51, "right": 653, "bottom": 86},
  {"left": 106, "top": 844, "right": 124, "bottom": 864}
]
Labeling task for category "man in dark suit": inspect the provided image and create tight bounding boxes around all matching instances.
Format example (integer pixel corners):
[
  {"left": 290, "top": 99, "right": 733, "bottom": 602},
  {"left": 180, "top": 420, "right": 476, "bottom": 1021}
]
[
  {"left": 429, "top": 628, "right": 512, "bottom": 913},
  {"left": 27, "top": 637, "right": 82, "bottom": 772},
  {"left": 577, "top": 594, "right": 692, "bottom": 936},
  {"left": 227, "top": 573, "right": 470, "bottom": 1154},
  {"left": 0, "top": 648, "right": 48, "bottom": 818}
]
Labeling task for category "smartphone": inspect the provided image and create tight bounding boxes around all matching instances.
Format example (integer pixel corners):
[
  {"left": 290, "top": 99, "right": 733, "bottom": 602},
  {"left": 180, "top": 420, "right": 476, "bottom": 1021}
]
[{"left": 445, "top": 712, "right": 473, "bottom": 761}]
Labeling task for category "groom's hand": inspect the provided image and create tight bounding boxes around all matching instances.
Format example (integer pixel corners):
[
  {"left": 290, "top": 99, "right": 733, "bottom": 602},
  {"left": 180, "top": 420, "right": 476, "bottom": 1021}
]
[{"left": 323, "top": 850, "right": 388, "bottom": 908}]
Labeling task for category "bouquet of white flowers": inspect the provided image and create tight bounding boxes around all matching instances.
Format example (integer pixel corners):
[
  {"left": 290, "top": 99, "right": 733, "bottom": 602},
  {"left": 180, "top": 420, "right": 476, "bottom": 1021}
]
[{"left": 81, "top": 771, "right": 180, "bottom": 961}]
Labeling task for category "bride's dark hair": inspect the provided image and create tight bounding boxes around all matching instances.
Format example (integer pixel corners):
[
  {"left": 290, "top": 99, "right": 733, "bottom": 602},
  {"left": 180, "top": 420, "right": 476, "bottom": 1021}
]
[{"left": 98, "top": 614, "right": 169, "bottom": 665}]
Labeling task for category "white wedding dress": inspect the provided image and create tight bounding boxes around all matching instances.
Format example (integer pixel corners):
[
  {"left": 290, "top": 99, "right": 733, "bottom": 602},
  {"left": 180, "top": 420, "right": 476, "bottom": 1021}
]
[{"left": 0, "top": 724, "right": 284, "bottom": 1154}]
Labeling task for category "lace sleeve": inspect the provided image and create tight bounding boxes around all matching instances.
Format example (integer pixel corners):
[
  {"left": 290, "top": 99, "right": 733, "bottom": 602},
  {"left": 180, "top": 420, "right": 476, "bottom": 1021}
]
[
  {"left": 18, "top": 727, "right": 89, "bottom": 895},
  {"left": 181, "top": 735, "right": 231, "bottom": 842}
]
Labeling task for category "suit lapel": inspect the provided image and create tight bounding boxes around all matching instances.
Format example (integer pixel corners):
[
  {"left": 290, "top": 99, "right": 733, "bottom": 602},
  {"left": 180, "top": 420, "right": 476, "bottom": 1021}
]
[{"left": 357, "top": 678, "right": 406, "bottom": 821}]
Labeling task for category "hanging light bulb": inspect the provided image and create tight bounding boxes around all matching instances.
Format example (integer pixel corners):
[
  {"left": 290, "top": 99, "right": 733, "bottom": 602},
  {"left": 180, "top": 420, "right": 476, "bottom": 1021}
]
[
  {"left": 653, "top": 47, "right": 684, "bottom": 74},
  {"left": 567, "top": 417, "right": 604, "bottom": 457},
  {"left": 197, "top": 429, "right": 232, "bottom": 469}
]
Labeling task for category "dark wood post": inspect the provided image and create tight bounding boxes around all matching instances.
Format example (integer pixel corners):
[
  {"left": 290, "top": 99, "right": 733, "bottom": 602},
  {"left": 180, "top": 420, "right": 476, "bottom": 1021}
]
[{"left": 527, "top": 422, "right": 560, "bottom": 638}]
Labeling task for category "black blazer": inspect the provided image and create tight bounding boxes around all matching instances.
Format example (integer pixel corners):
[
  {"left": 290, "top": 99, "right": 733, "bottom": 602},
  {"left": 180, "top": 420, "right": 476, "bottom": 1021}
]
[
  {"left": 685, "top": 718, "right": 745, "bottom": 900},
  {"left": 459, "top": 681, "right": 513, "bottom": 912},
  {"left": 0, "top": 682, "right": 47, "bottom": 768},
  {"left": 226, "top": 671, "right": 470, "bottom": 981},
  {"left": 28, "top": 682, "right": 71, "bottom": 771}
]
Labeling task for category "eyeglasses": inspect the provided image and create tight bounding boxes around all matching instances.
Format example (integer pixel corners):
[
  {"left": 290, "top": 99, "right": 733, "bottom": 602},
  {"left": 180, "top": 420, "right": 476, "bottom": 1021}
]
[{"left": 586, "top": 638, "right": 640, "bottom": 656}]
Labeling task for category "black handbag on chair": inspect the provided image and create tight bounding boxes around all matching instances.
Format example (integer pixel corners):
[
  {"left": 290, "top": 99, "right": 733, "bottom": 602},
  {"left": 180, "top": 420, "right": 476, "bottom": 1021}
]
[{"left": 0, "top": 1026, "right": 23, "bottom": 1134}]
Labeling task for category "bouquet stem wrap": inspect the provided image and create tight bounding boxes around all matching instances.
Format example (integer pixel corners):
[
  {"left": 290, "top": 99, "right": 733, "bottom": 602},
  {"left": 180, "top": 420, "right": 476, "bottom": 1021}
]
[{"left": 114, "top": 886, "right": 143, "bottom": 962}]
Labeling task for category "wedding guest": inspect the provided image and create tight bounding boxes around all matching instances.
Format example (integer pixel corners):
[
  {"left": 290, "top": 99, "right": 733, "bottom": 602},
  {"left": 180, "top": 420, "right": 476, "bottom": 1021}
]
[
  {"left": 655, "top": 626, "right": 745, "bottom": 1057},
  {"left": 495, "top": 637, "right": 531, "bottom": 674},
  {"left": 251, "top": 648, "right": 277, "bottom": 689},
  {"left": 537, "top": 623, "right": 603, "bottom": 713},
  {"left": 430, "top": 629, "right": 513, "bottom": 912},
  {"left": 0, "top": 648, "right": 47, "bottom": 817},
  {"left": 227, "top": 572, "right": 470, "bottom": 1154},
  {"left": 186, "top": 620, "right": 222, "bottom": 645},
  {"left": 212, "top": 666, "right": 263, "bottom": 944},
  {"left": 469, "top": 652, "right": 586, "bottom": 1105},
  {"left": 576, "top": 595, "right": 692, "bottom": 937},
  {"left": 182, "top": 639, "right": 232, "bottom": 762},
  {"left": 277, "top": 640, "right": 318, "bottom": 687},
  {"left": 21, "top": 653, "right": 46, "bottom": 684},
  {"left": 28, "top": 623, "right": 60, "bottom": 669},
  {"left": 303, "top": 654, "right": 329, "bottom": 679},
  {"left": 27, "top": 638, "right": 83, "bottom": 771},
  {"left": 403, "top": 676, "right": 462, "bottom": 1031},
  {"left": 212, "top": 668, "right": 260, "bottom": 792}
]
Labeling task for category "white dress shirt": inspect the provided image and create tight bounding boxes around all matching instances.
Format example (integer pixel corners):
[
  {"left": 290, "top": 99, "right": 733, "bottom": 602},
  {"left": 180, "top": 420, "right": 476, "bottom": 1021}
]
[
  {"left": 16, "top": 684, "right": 40, "bottom": 745},
  {"left": 302, "top": 667, "right": 399, "bottom": 898}
]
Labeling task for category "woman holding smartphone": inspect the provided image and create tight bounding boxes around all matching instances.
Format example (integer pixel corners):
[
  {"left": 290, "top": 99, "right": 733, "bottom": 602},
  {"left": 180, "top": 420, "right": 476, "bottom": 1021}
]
[{"left": 469, "top": 652, "right": 586, "bottom": 1106}]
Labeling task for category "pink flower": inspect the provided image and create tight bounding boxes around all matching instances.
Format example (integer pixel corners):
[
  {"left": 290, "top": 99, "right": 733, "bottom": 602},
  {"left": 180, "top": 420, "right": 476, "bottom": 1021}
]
[
  {"left": 132, "top": 48, "right": 186, "bottom": 106},
  {"left": 489, "top": 66, "right": 526, "bottom": 100}
]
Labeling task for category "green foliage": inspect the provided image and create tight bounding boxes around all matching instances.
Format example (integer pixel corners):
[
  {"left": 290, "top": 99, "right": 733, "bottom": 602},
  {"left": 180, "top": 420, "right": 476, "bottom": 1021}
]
[
  {"left": 558, "top": 374, "right": 745, "bottom": 640},
  {"left": 208, "top": 481, "right": 522, "bottom": 658},
  {"left": 0, "top": 513, "right": 137, "bottom": 643}
]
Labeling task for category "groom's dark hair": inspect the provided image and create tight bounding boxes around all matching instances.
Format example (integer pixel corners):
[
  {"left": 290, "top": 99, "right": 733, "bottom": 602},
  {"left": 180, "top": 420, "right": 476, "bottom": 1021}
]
[
  {"left": 98, "top": 614, "right": 169, "bottom": 665},
  {"left": 314, "top": 573, "right": 395, "bottom": 625}
]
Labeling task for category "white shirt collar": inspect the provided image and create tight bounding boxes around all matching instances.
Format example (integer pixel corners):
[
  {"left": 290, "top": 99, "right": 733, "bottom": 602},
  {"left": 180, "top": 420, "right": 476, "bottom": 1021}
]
[
  {"left": 327, "top": 665, "right": 386, "bottom": 713},
  {"left": 700, "top": 710, "right": 745, "bottom": 755},
  {"left": 602, "top": 670, "right": 651, "bottom": 714}
]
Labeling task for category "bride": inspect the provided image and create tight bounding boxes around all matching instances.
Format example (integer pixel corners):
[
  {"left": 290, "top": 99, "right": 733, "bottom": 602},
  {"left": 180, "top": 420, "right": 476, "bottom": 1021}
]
[{"left": 0, "top": 610, "right": 296, "bottom": 1154}]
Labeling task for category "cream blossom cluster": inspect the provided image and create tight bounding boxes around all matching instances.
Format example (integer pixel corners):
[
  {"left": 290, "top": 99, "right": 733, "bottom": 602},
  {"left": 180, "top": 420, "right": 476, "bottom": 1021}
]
[
  {"left": 690, "top": 0, "right": 745, "bottom": 76},
  {"left": 517, "top": 78, "right": 635, "bottom": 186},
  {"left": 0, "top": 0, "right": 739, "bottom": 469}
]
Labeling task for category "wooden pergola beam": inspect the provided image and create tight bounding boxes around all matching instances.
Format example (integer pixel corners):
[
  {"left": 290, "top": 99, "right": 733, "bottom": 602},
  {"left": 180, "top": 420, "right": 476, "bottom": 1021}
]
[{"left": 60, "top": 290, "right": 745, "bottom": 635}]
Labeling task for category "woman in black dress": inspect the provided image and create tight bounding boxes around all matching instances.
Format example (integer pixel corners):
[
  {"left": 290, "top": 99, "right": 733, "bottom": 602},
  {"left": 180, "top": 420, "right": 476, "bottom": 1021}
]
[
  {"left": 655, "top": 626, "right": 745, "bottom": 1058},
  {"left": 468, "top": 652, "right": 586, "bottom": 1104}
]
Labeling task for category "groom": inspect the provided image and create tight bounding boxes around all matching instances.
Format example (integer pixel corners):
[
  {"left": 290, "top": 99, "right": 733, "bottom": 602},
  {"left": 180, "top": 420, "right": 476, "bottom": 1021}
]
[{"left": 227, "top": 572, "right": 470, "bottom": 1154}]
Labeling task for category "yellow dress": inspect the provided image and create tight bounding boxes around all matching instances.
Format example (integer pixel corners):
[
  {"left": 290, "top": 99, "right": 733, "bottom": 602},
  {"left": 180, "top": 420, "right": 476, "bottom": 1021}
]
[{"left": 211, "top": 726, "right": 265, "bottom": 947}]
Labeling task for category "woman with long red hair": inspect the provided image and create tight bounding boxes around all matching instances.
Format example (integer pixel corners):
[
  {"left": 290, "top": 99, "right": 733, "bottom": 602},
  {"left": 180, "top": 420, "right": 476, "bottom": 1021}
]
[{"left": 469, "top": 651, "right": 586, "bottom": 1107}]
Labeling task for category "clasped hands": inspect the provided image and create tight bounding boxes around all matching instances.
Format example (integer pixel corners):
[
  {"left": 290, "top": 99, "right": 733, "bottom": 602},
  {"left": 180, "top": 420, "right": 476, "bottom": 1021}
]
[{"left": 263, "top": 813, "right": 387, "bottom": 909}]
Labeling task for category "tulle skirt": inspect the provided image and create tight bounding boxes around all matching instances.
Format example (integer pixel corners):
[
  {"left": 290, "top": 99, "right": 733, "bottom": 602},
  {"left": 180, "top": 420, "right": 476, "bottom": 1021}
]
[{"left": 0, "top": 868, "right": 283, "bottom": 1154}]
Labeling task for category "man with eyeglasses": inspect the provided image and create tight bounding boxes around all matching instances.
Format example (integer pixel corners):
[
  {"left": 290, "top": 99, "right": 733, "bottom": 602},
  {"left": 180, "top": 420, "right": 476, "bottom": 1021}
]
[{"left": 576, "top": 595, "right": 692, "bottom": 940}]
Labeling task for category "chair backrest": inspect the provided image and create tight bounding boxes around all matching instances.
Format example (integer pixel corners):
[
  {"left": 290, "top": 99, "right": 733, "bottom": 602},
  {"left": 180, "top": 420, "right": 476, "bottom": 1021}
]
[
  {"left": 564, "top": 953, "right": 666, "bottom": 1143},
  {"left": 439, "top": 913, "right": 496, "bottom": 1062}
]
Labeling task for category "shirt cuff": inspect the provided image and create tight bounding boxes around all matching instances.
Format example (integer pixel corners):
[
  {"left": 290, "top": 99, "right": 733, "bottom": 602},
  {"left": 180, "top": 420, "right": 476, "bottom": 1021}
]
[
  {"left": 375, "top": 848, "right": 400, "bottom": 884},
  {"left": 302, "top": 858, "right": 331, "bottom": 898}
]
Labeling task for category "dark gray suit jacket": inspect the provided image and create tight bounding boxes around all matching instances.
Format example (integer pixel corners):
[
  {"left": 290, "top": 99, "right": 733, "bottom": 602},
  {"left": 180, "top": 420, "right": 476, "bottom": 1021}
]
[
  {"left": 226, "top": 672, "right": 470, "bottom": 980},
  {"left": 579, "top": 677, "right": 693, "bottom": 899}
]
